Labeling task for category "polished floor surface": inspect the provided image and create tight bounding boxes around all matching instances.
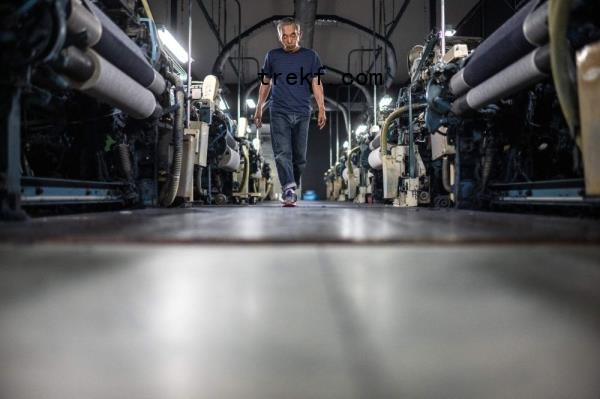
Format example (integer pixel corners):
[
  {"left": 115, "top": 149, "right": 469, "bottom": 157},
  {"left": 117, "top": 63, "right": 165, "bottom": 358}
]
[
  {"left": 1, "top": 202, "right": 599, "bottom": 398},
  {"left": 1, "top": 201, "right": 600, "bottom": 244}
]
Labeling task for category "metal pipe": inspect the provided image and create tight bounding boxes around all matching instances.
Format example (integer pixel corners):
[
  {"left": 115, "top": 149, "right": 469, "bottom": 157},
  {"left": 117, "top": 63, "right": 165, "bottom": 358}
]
[
  {"left": 186, "top": 0, "right": 192, "bottom": 127},
  {"left": 328, "top": 111, "right": 333, "bottom": 166},
  {"left": 335, "top": 110, "right": 339, "bottom": 164},
  {"left": 372, "top": 0, "right": 377, "bottom": 125},
  {"left": 212, "top": 14, "right": 398, "bottom": 88},
  {"left": 294, "top": 0, "right": 318, "bottom": 48},
  {"left": 195, "top": 0, "right": 240, "bottom": 76},
  {"left": 346, "top": 85, "right": 351, "bottom": 157},
  {"left": 408, "top": 78, "right": 414, "bottom": 176},
  {"left": 232, "top": 0, "right": 241, "bottom": 122},
  {"left": 440, "top": 0, "right": 446, "bottom": 57},
  {"left": 324, "top": 97, "right": 350, "bottom": 138}
]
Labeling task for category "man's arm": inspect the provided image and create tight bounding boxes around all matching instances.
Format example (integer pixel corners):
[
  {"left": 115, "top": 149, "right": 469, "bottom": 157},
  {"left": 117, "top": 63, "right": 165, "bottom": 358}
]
[
  {"left": 253, "top": 77, "right": 271, "bottom": 128},
  {"left": 312, "top": 76, "right": 326, "bottom": 130}
]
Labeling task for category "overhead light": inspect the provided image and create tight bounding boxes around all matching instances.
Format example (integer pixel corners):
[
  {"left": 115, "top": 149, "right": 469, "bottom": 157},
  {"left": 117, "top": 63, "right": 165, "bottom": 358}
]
[
  {"left": 444, "top": 26, "right": 456, "bottom": 37},
  {"left": 157, "top": 26, "right": 189, "bottom": 63},
  {"left": 379, "top": 95, "right": 393, "bottom": 109},
  {"left": 246, "top": 98, "right": 256, "bottom": 109},
  {"left": 355, "top": 124, "right": 368, "bottom": 135},
  {"left": 343, "top": 140, "right": 349, "bottom": 149}
]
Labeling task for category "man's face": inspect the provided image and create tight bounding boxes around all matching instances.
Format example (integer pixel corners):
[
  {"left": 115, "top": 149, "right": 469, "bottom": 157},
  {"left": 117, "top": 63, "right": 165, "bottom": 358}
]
[{"left": 279, "top": 24, "right": 301, "bottom": 52}]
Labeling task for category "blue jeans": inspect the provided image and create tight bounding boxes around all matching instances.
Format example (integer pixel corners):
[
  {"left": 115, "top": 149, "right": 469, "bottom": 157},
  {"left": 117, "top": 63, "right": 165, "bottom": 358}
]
[{"left": 270, "top": 110, "right": 310, "bottom": 191}]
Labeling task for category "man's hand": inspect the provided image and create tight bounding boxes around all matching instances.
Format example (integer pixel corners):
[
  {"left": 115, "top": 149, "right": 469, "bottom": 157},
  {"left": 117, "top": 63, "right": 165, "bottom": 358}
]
[
  {"left": 317, "top": 109, "right": 327, "bottom": 130},
  {"left": 254, "top": 108, "right": 263, "bottom": 128}
]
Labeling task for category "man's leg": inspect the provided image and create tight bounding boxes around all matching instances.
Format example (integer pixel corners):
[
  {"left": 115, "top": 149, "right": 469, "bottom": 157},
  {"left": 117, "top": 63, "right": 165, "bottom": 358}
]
[
  {"left": 269, "top": 111, "right": 295, "bottom": 191},
  {"left": 291, "top": 114, "right": 310, "bottom": 188}
]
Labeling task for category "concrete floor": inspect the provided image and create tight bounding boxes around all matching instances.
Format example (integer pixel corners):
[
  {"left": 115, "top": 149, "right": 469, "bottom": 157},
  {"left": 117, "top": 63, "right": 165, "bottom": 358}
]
[{"left": 1, "top": 202, "right": 599, "bottom": 398}]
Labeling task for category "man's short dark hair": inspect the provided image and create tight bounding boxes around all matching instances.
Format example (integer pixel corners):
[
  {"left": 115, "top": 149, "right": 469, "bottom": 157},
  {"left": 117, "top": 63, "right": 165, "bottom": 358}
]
[{"left": 277, "top": 17, "right": 301, "bottom": 36}]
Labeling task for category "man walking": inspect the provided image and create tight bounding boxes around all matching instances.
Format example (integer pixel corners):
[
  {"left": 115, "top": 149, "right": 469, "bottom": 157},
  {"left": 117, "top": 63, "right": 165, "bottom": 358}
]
[{"left": 254, "top": 17, "right": 326, "bottom": 207}]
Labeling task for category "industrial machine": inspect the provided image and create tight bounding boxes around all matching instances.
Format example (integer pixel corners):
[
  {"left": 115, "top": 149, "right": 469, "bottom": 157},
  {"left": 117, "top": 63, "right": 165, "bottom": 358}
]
[
  {"left": 0, "top": 0, "right": 269, "bottom": 219},
  {"left": 326, "top": 0, "right": 600, "bottom": 212}
]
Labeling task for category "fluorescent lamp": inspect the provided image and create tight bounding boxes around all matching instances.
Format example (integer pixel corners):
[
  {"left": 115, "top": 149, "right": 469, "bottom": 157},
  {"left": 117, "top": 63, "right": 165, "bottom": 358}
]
[
  {"left": 157, "top": 27, "right": 189, "bottom": 63},
  {"left": 246, "top": 98, "right": 256, "bottom": 109},
  {"left": 355, "top": 124, "right": 368, "bottom": 135},
  {"left": 444, "top": 27, "right": 456, "bottom": 37},
  {"left": 378, "top": 95, "right": 393, "bottom": 109}
]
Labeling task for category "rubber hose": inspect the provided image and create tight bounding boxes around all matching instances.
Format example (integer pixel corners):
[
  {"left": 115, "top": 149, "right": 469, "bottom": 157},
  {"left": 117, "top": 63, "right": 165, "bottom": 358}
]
[
  {"left": 380, "top": 104, "right": 427, "bottom": 156},
  {"left": 195, "top": 166, "right": 203, "bottom": 198},
  {"left": 241, "top": 145, "right": 250, "bottom": 193},
  {"left": 480, "top": 146, "right": 494, "bottom": 189},
  {"left": 548, "top": 0, "right": 579, "bottom": 139},
  {"left": 442, "top": 156, "right": 453, "bottom": 194},
  {"left": 116, "top": 143, "right": 133, "bottom": 181},
  {"left": 346, "top": 146, "right": 360, "bottom": 175},
  {"left": 160, "top": 72, "right": 184, "bottom": 207}
]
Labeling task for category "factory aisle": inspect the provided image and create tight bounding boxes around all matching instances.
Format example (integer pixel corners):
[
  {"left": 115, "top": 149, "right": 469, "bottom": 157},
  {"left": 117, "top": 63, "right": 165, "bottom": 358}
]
[
  {"left": 1, "top": 201, "right": 600, "bottom": 244},
  {"left": 1, "top": 202, "right": 600, "bottom": 398}
]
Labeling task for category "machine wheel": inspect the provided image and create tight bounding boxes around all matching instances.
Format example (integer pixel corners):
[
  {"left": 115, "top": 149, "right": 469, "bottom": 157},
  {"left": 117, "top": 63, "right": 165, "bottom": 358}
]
[{"left": 214, "top": 193, "right": 228, "bottom": 205}]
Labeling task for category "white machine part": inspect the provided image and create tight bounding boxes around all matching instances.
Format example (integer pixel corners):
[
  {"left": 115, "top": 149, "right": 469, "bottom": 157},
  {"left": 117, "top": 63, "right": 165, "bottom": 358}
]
[
  {"left": 431, "top": 126, "right": 456, "bottom": 160},
  {"left": 442, "top": 44, "right": 469, "bottom": 64},
  {"left": 198, "top": 122, "right": 209, "bottom": 167},
  {"left": 368, "top": 148, "right": 383, "bottom": 170},
  {"left": 191, "top": 83, "right": 203, "bottom": 100},
  {"left": 382, "top": 146, "right": 408, "bottom": 199},
  {"left": 202, "top": 75, "right": 219, "bottom": 101},
  {"left": 177, "top": 131, "right": 197, "bottom": 201},
  {"left": 395, "top": 178, "right": 420, "bottom": 207},
  {"left": 218, "top": 146, "right": 241, "bottom": 172},
  {"left": 237, "top": 117, "right": 248, "bottom": 138},
  {"left": 382, "top": 145, "right": 427, "bottom": 203}
]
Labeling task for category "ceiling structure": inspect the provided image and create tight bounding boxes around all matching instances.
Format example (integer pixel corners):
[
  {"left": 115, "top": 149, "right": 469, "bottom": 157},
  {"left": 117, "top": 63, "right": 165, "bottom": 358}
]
[{"left": 147, "top": 0, "right": 479, "bottom": 89}]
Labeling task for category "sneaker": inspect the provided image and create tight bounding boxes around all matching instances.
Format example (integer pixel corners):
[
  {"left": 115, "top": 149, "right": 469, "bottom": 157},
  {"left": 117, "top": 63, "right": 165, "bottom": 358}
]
[{"left": 281, "top": 188, "right": 297, "bottom": 207}]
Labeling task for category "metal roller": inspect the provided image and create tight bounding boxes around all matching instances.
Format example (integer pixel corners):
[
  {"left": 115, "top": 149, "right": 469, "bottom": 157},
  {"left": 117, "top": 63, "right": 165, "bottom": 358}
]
[
  {"left": 55, "top": 46, "right": 95, "bottom": 82},
  {"left": 451, "top": 45, "right": 550, "bottom": 115},
  {"left": 523, "top": 2, "right": 549, "bottom": 46},
  {"left": 450, "top": 0, "right": 549, "bottom": 96},
  {"left": 67, "top": 0, "right": 102, "bottom": 46},
  {"left": 68, "top": 0, "right": 166, "bottom": 96},
  {"left": 70, "top": 49, "right": 158, "bottom": 119}
]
